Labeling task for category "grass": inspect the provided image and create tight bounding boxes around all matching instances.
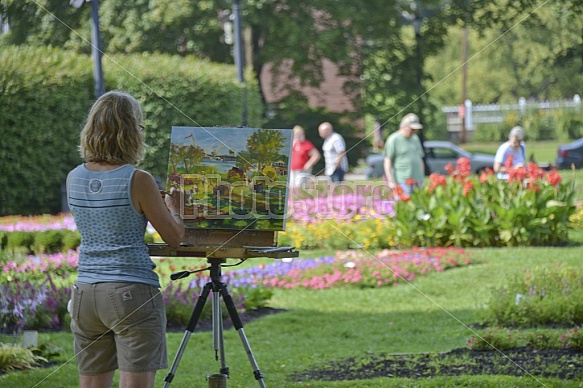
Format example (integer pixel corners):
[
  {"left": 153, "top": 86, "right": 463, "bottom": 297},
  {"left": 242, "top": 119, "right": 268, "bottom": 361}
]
[{"left": 2, "top": 238, "right": 583, "bottom": 387}]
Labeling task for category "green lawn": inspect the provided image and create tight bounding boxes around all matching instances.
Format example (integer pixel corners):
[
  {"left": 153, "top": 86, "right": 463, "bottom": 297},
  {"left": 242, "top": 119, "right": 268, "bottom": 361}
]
[{"left": 2, "top": 237, "right": 583, "bottom": 387}]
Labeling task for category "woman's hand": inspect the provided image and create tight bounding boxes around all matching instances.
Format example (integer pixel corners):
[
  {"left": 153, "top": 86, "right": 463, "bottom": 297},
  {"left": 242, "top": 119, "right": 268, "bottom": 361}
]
[{"left": 164, "top": 187, "right": 182, "bottom": 215}]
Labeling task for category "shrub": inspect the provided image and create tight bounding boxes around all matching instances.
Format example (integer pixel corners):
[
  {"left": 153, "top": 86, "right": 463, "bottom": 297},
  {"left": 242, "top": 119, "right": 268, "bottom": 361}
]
[
  {"left": 61, "top": 230, "right": 81, "bottom": 252},
  {"left": 6, "top": 232, "right": 35, "bottom": 255},
  {"left": 0, "top": 232, "right": 7, "bottom": 251},
  {"left": 467, "top": 327, "right": 521, "bottom": 351},
  {"left": 562, "top": 327, "right": 583, "bottom": 350},
  {"left": 33, "top": 231, "right": 64, "bottom": 254},
  {"left": 0, "top": 344, "right": 48, "bottom": 372},
  {"left": 467, "top": 327, "right": 579, "bottom": 351},
  {"left": 481, "top": 265, "right": 583, "bottom": 327},
  {"left": 525, "top": 330, "right": 563, "bottom": 350}
]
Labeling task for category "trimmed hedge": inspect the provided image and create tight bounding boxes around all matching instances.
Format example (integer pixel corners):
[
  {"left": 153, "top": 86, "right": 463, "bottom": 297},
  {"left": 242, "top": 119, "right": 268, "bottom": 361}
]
[
  {"left": 0, "top": 46, "right": 263, "bottom": 216},
  {"left": 0, "top": 229, "right": 158, "bottom": 255}
]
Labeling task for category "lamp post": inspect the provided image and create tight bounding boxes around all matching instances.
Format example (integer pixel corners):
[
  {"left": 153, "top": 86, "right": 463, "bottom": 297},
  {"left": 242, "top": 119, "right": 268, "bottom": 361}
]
[
  {"left": 70, "top": 0, "right": 105, "bottom": 98},
  {"left": 232, "top": 0, "right": 247, "bottom": 126}
]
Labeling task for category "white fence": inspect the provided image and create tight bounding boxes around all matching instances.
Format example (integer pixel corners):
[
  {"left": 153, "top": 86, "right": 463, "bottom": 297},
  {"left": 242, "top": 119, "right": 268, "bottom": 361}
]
[{"left": 442, "top": 95, "right": 581, "bottom": 141}]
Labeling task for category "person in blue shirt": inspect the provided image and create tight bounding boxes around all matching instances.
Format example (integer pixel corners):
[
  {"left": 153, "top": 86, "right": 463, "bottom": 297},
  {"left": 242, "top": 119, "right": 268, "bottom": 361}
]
[
  {"left": 67, "top": 90, "right": 185, "bottom": 388},
  {"left": 494, "top": 126, "right": 526, "bottom": 180}
]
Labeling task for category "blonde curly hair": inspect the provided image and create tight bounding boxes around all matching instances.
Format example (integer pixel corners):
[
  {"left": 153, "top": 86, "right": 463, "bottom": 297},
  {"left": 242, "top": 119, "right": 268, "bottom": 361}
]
[{"left": 79, "top": 90, "right": 145, "bottom": 165}]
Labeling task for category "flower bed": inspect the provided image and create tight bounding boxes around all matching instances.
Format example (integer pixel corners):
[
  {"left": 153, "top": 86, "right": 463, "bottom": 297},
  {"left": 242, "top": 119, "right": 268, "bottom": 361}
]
[
  {"left": 1, "top": 246, "right": 472, "bottom": 332},
  {"left": 392, "top": 161, "right": 577, "bottom": 247},
  {"left": 281, "top": 160, "right": 579, "bottom": 249},
  {"left": 0, "top": 214, "right": 77, "bottom": 232},
  {"left": 225, "top": 247, "right": 471, "bottom": 290}
]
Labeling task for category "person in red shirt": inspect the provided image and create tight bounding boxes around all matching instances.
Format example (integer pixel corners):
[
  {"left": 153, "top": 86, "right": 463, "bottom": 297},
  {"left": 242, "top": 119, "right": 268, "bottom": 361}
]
[{"left": 290, "top": 125, "right": 321, "bottom": 189}]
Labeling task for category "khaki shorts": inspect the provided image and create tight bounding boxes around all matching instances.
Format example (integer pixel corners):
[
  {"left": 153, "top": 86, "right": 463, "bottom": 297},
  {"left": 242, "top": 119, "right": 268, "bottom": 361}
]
[{"left": 70, "top": 282, "right": 168, "bottom": 375}]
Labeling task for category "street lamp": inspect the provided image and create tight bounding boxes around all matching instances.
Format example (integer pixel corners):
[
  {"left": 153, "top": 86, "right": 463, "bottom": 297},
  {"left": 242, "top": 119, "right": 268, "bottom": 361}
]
[
  {"left": 70, "top": 0, "right": 105, "bottom": 98},
  {"left": 231, "top": 0, "right": 247, "bottom": 126}
]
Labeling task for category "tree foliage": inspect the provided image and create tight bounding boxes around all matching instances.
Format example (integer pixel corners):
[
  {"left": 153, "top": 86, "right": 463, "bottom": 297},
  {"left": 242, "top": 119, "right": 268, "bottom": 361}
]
[
  {"left": 1, "top": 0, "right": 581, "bottom": 138},
  {"left": 426, "top": 2, "right": 583, "bottom": 105}
]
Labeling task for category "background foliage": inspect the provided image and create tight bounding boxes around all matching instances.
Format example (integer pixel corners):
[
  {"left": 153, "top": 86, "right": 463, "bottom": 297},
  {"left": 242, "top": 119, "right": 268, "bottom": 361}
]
[
  {"left": 0, "top": 46, "right": 263, "bottom": 216},
  {"left": 1, "top": 1, "right": 581, "bottom": 138}
]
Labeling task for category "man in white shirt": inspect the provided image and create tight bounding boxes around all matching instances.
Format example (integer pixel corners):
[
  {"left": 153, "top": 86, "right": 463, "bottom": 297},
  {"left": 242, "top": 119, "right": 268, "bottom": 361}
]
[{"left": 318, "top": 122, "right": 349, "bottom": 183}]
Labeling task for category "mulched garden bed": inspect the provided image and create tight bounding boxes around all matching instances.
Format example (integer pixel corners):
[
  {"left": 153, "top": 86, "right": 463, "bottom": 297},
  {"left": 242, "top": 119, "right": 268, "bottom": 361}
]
[{"left": 291, "top": 347, "right": 583, "bottom": 381}]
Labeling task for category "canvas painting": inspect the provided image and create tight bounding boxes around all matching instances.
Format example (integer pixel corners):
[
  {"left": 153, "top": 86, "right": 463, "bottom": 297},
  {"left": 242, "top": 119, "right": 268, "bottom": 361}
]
[{"left": 166, "top": 126, "right": 292, "bottom": 231}]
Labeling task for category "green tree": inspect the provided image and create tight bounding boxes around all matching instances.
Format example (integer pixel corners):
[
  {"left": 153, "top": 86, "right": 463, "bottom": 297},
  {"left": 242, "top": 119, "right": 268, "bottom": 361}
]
[
  {"left": 2, "top": 0, "right": 580, "bottom": 140},
  {"left": 426, "top": 2, "right": 583, "bottom": 105},
  {"left": 0, "top": 0, "right": 85, "bottom": 47}
]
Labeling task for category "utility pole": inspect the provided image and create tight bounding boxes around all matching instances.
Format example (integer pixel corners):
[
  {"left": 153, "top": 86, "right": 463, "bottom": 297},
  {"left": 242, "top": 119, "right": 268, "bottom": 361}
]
[{"left": 460, "top": 24, "right": 468, "bottom": 143}]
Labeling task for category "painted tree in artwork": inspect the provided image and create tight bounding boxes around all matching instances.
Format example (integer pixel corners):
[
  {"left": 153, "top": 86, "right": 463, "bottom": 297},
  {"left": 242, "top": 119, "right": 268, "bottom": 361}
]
[
  {"left": 246, "top": 129, "right": 286, "bottom": 172},
  {"left": 169, "top": 143, "right": 180, "bottom": 174},
  {"left": 177, "top": 133, "right": 204, "bottom": 174}
]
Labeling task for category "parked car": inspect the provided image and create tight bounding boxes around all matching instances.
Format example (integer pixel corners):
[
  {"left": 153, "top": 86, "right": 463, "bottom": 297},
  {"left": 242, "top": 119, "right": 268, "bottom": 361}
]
[
  {"left": 365, "top": 140, "right": 496, "bottom": 178},
  {"left": 556, "top": 137, "right": 583, "bottom": 169}
]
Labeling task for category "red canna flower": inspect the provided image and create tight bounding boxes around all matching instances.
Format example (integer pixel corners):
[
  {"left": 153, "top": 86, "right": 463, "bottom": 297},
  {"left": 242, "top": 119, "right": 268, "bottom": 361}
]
[
  {"left": 456, "top": 157, "right": 472, "bottom": 178},
  {"left": 462, "top": 180, "right": 474, "bottom": 197},
  {"left": 504, "top": 155, "right": 514, "bottom": 170},
  {"left": 405, "top": 178, "right": 417, "bottom": 186},
  {"left": 400, "top": 193, "right": 411, "bottom": 202},
  {"left": 546, "top": 170, "right": 562, "bottom": 186},
  {"left": 526, "top": 162, "right": 545, "bottom": 181},
  {"left": 428, "top": 173, "right": 447, "bottom": 194},
  {"left": 507, "top": 165, "right": 527, "bottom": 184},
  {"left": 525, "top": 180, "right": 540, "bottom": 193},
  {"left": 392, "top": 185, "right": 404, "bottom": 199},
  {"left": 445, "top": 163, "right": 454, "bottom": 176}
]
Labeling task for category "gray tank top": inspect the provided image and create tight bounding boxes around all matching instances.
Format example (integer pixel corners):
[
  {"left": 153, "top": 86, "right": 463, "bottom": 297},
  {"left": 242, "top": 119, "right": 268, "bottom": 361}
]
[{"left": 67, "top": 164, "right": 159, "bottom": 287}]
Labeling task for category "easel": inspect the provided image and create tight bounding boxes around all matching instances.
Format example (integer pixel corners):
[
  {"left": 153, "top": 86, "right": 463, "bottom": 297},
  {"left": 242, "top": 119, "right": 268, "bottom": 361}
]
[{"left": 149, "top": 229, "right": 298, "bottom": 388}]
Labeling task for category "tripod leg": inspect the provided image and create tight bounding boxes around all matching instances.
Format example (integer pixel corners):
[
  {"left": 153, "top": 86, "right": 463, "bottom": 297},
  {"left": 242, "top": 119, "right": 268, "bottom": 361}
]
[
  {"left": 163, "top": 282, "right": 212, "bottom": 388},
  {"left": 220, "top": 286, "right": 266, "bottom": 388},
  {"left": 212, "top": 290, "right": 229, "bottom": 375}
]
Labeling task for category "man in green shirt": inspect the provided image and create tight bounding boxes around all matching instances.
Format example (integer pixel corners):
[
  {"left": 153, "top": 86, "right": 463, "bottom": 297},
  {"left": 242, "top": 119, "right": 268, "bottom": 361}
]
[{"left": 383, "top": 113, "right": 425, "bottom": 194}]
